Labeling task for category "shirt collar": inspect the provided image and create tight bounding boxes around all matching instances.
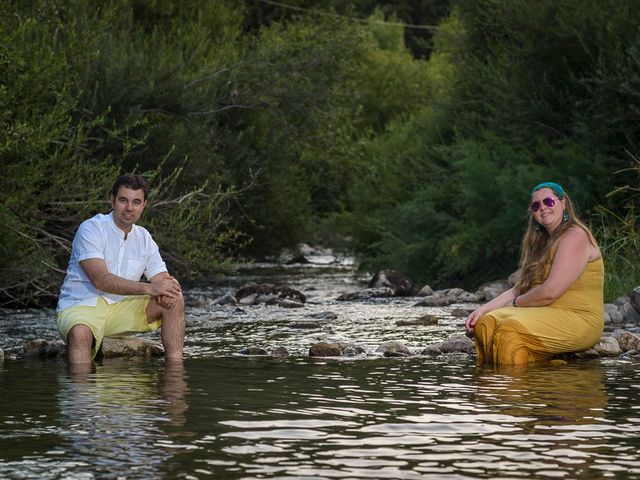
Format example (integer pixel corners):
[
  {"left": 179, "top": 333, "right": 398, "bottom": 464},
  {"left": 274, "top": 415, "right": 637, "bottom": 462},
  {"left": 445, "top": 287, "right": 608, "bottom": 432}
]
[{"left": 108, "top": 211, "right": 135, "bottom": 240}]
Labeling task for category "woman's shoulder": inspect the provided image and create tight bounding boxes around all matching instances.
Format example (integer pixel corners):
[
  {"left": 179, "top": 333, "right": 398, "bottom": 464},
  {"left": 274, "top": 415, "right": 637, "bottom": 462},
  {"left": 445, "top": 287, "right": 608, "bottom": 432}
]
[{"left": 558, "top": 226, "right": 601, "bottom": 260}]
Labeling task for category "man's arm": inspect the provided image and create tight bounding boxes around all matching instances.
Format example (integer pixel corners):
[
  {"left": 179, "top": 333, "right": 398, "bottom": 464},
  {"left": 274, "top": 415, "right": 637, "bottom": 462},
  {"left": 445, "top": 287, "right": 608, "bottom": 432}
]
[
  {"left": 149, "top": 272, "right": 183, "bottom": 309},
  {"left": 80, "top": 258, "right": 182, "bottom": 298}
]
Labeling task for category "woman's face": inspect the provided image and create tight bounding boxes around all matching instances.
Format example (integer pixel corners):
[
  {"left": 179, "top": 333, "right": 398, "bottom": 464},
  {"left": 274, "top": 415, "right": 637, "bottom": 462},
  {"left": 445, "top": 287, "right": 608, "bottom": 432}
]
[{"left": 530, "top": 187, "right": 566, "bottom": 233}]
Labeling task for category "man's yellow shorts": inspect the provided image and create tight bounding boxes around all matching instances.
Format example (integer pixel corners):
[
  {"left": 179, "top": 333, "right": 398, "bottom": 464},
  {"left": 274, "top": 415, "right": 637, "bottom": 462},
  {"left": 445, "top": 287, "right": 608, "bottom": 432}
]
[{"left": 57, "top": 296, "right": 162, "bottom": 359}]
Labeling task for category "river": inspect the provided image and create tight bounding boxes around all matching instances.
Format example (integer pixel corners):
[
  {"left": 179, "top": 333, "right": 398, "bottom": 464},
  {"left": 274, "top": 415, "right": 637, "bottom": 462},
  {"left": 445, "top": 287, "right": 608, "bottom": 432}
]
[{"left": 1, "top": 253, "right": 640, "bottom": 479}]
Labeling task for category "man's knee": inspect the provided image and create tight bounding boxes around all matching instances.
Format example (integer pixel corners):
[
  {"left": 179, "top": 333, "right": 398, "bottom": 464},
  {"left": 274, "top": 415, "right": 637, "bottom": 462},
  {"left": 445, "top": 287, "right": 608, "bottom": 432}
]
[{"left": 67, "top": 324, "right": 93, "bottom": 346}]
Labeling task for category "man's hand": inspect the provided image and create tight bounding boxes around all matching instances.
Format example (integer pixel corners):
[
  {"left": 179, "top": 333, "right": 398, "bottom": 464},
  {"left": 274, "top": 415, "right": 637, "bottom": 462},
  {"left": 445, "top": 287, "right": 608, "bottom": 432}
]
[{"left": 149, "top": 273, "right": 182, "bottom": 301}]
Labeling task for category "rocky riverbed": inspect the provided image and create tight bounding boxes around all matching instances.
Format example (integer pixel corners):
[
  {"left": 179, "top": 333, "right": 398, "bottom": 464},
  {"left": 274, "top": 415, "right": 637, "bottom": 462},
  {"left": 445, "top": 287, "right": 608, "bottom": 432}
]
[{"left": 1, "top": 246, "right": 639, "bottom": 363}]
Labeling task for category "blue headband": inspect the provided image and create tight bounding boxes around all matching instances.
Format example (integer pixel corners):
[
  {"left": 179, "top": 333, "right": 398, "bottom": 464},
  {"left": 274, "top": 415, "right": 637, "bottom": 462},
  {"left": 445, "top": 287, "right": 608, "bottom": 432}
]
[{"left": 531, "top": 181, "right": 565, "bottom": 199}]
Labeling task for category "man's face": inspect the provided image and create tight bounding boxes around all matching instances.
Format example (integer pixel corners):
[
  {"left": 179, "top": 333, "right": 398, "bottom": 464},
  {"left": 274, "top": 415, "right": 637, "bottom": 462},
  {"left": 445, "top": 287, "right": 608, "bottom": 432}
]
[{"left": 110, "top": 186, "right": 147, "bottom": 233}]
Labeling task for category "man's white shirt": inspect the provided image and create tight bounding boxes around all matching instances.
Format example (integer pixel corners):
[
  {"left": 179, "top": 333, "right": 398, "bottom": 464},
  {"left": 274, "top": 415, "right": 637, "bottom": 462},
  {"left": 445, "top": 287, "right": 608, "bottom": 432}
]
[{"left": 57, "top": 212, "right": 167, "bottom": 311}]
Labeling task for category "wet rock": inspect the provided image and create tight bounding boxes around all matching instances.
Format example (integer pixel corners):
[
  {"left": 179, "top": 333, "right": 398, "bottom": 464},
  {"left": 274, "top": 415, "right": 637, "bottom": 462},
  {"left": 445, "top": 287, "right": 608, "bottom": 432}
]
[
  {"left": 212, "top": 293, "right": 238, "bottom": 306},
  {"left": 342, "top": 345, "right": 366, "bottom": 357},
  {"left": 617, "top": 332, "right": 640, "bottom": 352},
  {"left": 286, "top": 255, "right": 310, "bottom": 265},
  {"left": 239, "top": 346, "right": 269, "bottom": 356},
  {"left": 0, "top": 347, "right": 4, "bottom": 363},
  {"left": 23, "top": 339, "right": 49, "bottom": 357},
  {"left": 451, "top": 308, "right": 474, "bottom": 317},
  {"left": 309, "top": 311, "right": 338, "bottom": 320},
  {"left": 622, "top": 302, "right": 640, "bottom": 323},
  {"left": 475, "top": 279, "right": 511, "bottom": 301},
  {"left": 337, "top": 287, "right": 395, "bottom": 301},
  {"left": 236, "top": 283, "right": 306, "bottom": 304},
  {"left": 368, "top": 270, "right": 414, "bottom": 296},
  {"left": 592, "top": 337, "right": 622, "bottom": 357},
  {"left": 414, "top": 288, "right": 480, "bottom": 307},
  {"left": 604, "top": 304, "right": 624, "bottom": 324},
  {"left": 630, "top": 287, "right": 640, "bottom": 314},
  {"left": 421, "top": 344, "right": 442, "bottom": 356},
  {"left": 44, "top": 340, "right": 66, "bottom": 358},
  {"left": 417, "top": 285, "right": 434, "bottom": 297},
  {"left": 573, "top": 349, "right": 600, "bottom": 359},
  {"left": 276, "top": 299, "right": 305, "bottom": 309},
  {"left": 440, "top": 334, "right": 475, "bottom": 354},
  {"left": 289, "top": 321, "right": 321, "bottom": 329},
  {"left": 396, "top": 314, "right": 438, "bottom": 327},
  {"left": 102, "top": 337, "right": 164, "bottom": 358},
  {"left": 271, "top": 346, "right": 289, "bottom": 358},
  {"left": 376, "top": 341, "right": 412, "bottom": 357},
  {"left": 309, "top": 342, "right": 342, "bottom": 357}
]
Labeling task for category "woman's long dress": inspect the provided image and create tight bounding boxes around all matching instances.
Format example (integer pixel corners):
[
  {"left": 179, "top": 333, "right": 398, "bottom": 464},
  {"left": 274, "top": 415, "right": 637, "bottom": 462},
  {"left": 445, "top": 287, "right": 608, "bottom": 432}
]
[{"left": 474, "top": 255, "right": 604, "bottom": 365}]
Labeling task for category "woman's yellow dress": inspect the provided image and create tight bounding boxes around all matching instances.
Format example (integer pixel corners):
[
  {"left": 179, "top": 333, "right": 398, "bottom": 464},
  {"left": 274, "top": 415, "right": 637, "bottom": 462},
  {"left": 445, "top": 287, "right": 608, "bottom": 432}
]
[{"left": 474, "top": 254, "right": 604, "bottom": 366}]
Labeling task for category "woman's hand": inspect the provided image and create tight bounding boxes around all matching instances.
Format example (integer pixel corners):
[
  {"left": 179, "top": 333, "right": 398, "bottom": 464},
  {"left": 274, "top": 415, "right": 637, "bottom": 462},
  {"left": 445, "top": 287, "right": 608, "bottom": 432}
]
[{"left": 465, "top": 307, "right": 487, "bottom": 332}]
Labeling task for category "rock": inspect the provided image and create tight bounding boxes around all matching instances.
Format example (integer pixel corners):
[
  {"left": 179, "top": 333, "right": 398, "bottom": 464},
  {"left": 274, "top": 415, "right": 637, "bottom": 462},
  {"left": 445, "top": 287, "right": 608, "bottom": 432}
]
[
  {"left": 309, "top": 342, "right": 342, "bottom": 357},
  {"left": 573, "top": 349, "right": 600, "bottom": 359},
  {"left": 271, "top": 346, "right": 289, "bottom": 358},
  {"left": 475, "top": 279, "right": 511, "bottom": 301},
  {"left": 614, "top": 296, "right": 630, "bottom": 309},
  {"left": 440, "top": 334, "right": 475, "bottom": 354},
  {"left": 286, "top": 254, "right": 310, "bottom": 264},
  {"left": 236, "top": 283, "right": 306, "bottom": 303},
  {"left": 421, "top": 344, "right": 442, "bottom": 356},
  {"left": 610, "top": 328, "right": 627, "bottom": 339},
  {"left": 376, "top": 341, "right": 412, "bottom": 356},
  {"left": 101, "top": 337, "right": 164, "bottom": 358},
  {"left": 396, "top": 314, "right": 438, "bottom": 326},
  {"left": 309, "top": 311, "right": 338, "bottom": 320},
  {"left": 368, "top": 270, "right": 414, "bottom": 296},
  {"left": 23, "top": 339, "right": 49, "bottom": 357},
  {"left": 630, "top": 287, "right": 640, "bottom": 314},
  {"left": 44, "top": 340, "right": 66, "bottom": 358},
  {"left": 239, "top": 346, "right": 268, "bottom": 355},
  {"left": 413, "top": 296, "right": 450, "bottom": 307},
  {"left": 0, "top": 347, "right": 4, "bottom": 363},
  {"left": 417, "top": 285, "right": 434, "bottom": 297},
  {"left": 212, "top": 293, "right": 238, "bottom": 305},
  {"left": 289, "top": 321, "right": 321, "bottom": 329},
  {"left": 508, "top": 270, "right": 520, "bottom": 286},
  {"left": 622, "top": 302, "right": 640, "bottom": 323},
  {"left": 276, "top": 299, "right": 305, "bottom": 309},
  {"left": 337, "top": 287, "right": 395, "bottom": 301},
  {"left": 617, "top": 332, "right": 640, "bottom": 352},
  {"left": 451, "top": 308, "right": 474, "bottom": 317},
  {"left": 604, "top": 304, "right": 624, "bottom": 323},
  {"left": 592, "top": 337, "right": 622, "bottom": 357}
]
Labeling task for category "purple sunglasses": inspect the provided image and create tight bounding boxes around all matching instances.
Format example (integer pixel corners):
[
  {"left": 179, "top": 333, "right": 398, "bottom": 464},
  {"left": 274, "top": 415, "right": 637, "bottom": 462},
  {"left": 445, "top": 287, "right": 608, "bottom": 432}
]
[{"left": 530, "top": 196, "right": 557, "bottom": 212}]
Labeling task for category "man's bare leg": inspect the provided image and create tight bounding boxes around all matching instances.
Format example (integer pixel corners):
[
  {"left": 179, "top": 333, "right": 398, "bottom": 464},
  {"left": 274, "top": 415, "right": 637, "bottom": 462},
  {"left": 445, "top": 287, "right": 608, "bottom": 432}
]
[
  {"left": 147, "top": 293, "right": 185, "bottom": 360},
  {"left": 67, "top": 324, "right": 94, "bottom": 365}
]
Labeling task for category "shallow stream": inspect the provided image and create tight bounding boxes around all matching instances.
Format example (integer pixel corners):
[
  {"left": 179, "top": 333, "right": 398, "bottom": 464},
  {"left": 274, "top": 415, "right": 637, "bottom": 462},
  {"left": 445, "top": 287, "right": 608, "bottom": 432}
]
[{"left": 1, "top": 255, "right": 640, "bottom": 479}]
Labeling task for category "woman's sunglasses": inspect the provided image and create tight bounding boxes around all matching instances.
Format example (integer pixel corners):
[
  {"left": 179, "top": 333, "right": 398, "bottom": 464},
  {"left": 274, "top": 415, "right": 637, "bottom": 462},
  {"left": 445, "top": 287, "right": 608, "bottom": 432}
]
[{"left": 530, "top": 196, "right": 557, "bottom": 212}]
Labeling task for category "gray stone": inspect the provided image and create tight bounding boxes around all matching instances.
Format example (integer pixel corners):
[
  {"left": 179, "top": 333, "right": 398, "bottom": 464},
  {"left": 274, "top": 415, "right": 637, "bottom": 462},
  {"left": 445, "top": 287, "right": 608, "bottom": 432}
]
[
  {"left": 592, "top": 337, "right": 622, "bottom": 357},
  {"left": 439, "top": 334, "right": 475, "bottom": 354},
  {"left": 630, "top": 287, "right": 640, "bottom": 314},
  {"left": 368, "top": 270, "right": 414, "bottom": 296},
  {"left": 475, "top": 279, "right": 511, "bottom": 301},
  {"left": 573, "top": 349, "right": 600, "bottom": 359},
  {"left": 604, "top": 304, "right": 624, "bottom": 323},
  {"left": 614, "top": 296, "right": 630, "bottom": 308},
  {"left": 622, "top": 302, "right": 640, "bottom": 323},
  {"left": 451, "top": 308, "right": 474, "bottom": 317},
  {"left": 236, "top": 283, "right": 306, "bottom": 303},
  {"left": 271, "top": 346, "right": 289, "bottom": 358},
  {"left": 417, "top": 285, "right": 434, "bottom": 297},
  {"left": 396, "top": 314, "right": 438, "bottom": 327},
  {"left": 376, "top": 341, "right": 412, "bottom": 356},
  {"left": 212, "top": 293, "right": 237, "bottom": 305},
  {"left": 102, "top": 337, "right": 164, "bottom": 358},
  {"left": 337, "top": 287, "right": 395, "bottom": 301},
  {"left": 309, "top": 311, "right": 338, "bottom": 320},
  {"left": 276, "top": 299, "right": 305, "bottom": 308},
  {"left": 610, "top": 329, "right": 627, "bottom": 339},
  {"left": 413, "top": 296, "right": 450, "bottom": 307},
  {"left": 0, "top": 347, "right": 4, "bottom": 363},
  {"left": 239, "top": 346, "right": 268, "bottom": 355},
  {"left": 289, "top": 321, "right": 321, "bottom": 329},
  {"left": 421, "top": 344, "right": 442, "bottom": 356},
  {"left": 44, "top": 340, "right": 66, "bottom": 358}
]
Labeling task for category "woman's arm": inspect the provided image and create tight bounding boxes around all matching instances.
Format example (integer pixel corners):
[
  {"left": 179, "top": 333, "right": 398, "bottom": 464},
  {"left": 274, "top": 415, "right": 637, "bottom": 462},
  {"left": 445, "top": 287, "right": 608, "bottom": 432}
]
[{"left": 512, "top": 227, "right": 591, "bottom": 307}]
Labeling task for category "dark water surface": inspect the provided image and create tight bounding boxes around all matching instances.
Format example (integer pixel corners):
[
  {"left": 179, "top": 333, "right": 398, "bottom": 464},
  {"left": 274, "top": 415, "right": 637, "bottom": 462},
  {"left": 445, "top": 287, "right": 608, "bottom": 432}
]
[
  {"left": 2, "top": 257, "right": 640, "bottom": 478},
  {"left": 2, "top": 357, "right": 640, "bottom": 479}
]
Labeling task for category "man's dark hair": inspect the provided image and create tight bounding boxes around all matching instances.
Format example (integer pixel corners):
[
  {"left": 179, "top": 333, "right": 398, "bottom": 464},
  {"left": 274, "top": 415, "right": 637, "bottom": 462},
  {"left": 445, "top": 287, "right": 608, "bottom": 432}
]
[{"left": 111, "top": 174, "right": 149, "bottom": 200}]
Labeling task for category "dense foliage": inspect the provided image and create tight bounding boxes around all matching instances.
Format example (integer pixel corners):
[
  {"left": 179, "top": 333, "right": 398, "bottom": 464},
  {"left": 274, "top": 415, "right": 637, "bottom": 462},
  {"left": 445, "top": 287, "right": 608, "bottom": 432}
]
[{"left": 0, "top": 0, "right": 637, "bottom": 307}]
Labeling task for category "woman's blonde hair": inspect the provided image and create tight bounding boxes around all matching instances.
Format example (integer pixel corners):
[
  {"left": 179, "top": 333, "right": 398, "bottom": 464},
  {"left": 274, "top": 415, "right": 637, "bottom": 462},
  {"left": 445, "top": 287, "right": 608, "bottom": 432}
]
[{"left": 514, "top": 186, "right": 597, "bottom": 294}]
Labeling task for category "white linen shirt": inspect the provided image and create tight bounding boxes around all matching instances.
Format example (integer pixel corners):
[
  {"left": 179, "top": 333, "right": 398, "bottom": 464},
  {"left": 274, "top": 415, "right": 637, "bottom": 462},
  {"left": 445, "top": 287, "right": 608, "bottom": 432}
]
[{"left": 57, "top": 212, "right": 167, "bottom": 312}]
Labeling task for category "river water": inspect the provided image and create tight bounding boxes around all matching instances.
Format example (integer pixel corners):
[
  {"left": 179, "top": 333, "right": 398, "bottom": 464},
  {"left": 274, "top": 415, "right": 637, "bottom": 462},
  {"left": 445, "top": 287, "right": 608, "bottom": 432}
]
[{"left": 1, "top": 255, "right": 640, "bottom": 479}]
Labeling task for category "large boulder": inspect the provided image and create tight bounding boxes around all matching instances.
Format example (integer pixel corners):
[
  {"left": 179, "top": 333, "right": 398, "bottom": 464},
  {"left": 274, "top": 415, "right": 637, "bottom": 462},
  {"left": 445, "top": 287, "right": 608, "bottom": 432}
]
[
  {"left": 475, "top": 279, "right": 511, "bottom": 301},
  {"left": 368, "top": 270, "right": 414, "bottom": 296},
  {"left": 592, "top": 337, "right": 622, "bottom": 357},
  {"left": 102, "top": 337, "right": 164, "bottom": 358},
  {"left": 439, "top": 334, "right": 475, "bottom": 354},
  {"left": 309, "top": 342, "right": 342, "bottom": 357}
]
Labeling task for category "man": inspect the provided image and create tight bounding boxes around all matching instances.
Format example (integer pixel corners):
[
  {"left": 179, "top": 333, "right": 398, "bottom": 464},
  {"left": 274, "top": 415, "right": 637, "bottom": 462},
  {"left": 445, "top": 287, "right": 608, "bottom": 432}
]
[{"left": 57, "top": 174, "right": 185, "bottom": 364}]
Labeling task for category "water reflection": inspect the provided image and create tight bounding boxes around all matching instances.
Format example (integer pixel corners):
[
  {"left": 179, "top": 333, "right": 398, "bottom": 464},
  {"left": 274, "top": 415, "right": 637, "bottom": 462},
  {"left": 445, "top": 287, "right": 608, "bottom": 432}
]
[{"left": 58, "top": 359, "right": 191, "bottom": 478}]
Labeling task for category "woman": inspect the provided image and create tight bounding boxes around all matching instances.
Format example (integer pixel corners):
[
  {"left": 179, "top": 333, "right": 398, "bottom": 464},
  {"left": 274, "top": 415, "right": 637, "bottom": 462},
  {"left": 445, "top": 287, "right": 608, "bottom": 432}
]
[{"left": 465, "top": 182, "right": 604, "bottom": 365}]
